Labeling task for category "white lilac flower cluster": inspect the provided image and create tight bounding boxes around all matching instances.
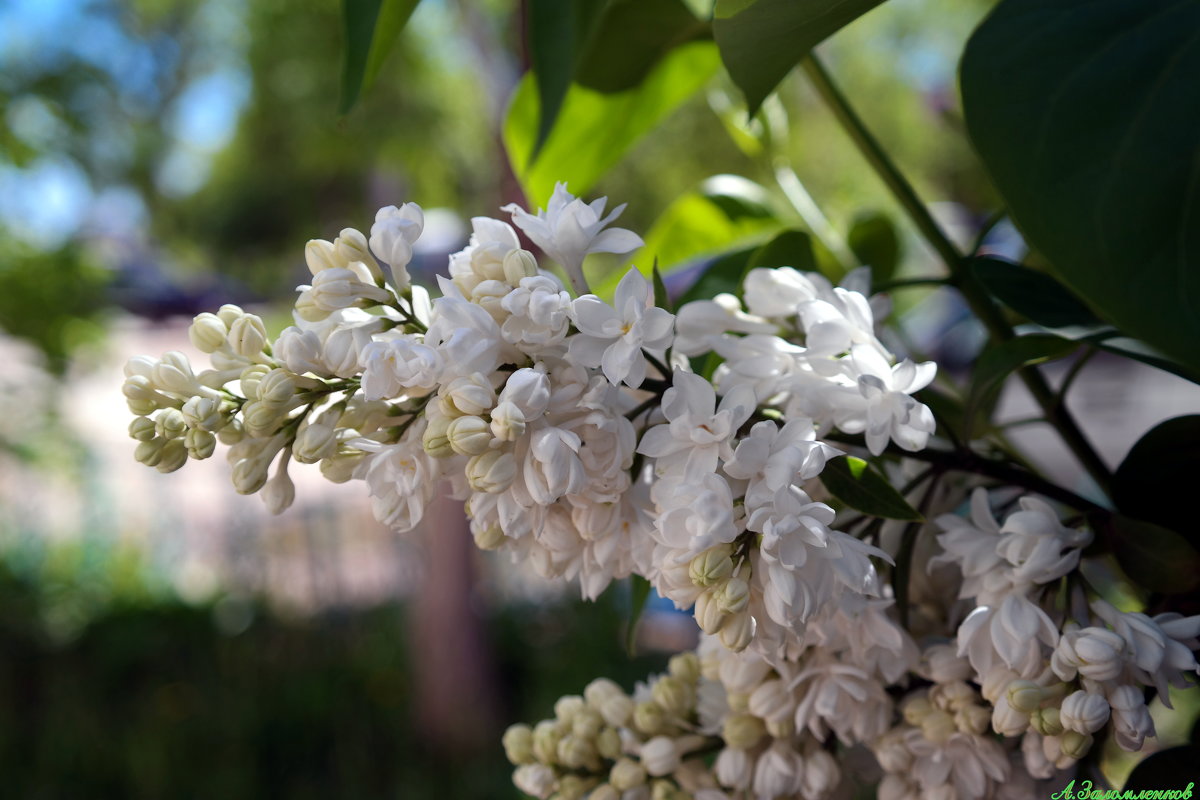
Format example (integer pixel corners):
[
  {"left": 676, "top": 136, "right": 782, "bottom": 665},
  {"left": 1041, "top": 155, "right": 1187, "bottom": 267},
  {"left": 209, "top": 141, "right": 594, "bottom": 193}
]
[
  {"left": 120, "top": 183, "right": 1199, "bottom": 799},
  {"left": 121, "top": 183, "right": 936, "bottom": 662}
]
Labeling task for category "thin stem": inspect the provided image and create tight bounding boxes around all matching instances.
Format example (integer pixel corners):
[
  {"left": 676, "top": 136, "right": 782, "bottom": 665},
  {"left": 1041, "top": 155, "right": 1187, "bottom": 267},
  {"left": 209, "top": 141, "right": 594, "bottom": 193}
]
[
  {"left": 895, "top": 473, "right": 942, "bottom": 629},
  {"left": 1054, "top": 347, "right": 1098, "bottom": 410},
  {"left": 802, "top": 53, "right": 1113, "bottom": 496}
]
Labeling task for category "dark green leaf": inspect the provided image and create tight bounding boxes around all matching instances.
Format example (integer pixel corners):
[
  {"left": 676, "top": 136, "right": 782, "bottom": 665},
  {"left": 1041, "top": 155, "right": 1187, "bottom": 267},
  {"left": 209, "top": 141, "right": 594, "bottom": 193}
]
[
  {"left": 1092, "top": 513, "right": 1200, "bottom": 595},
  {"left": 966, "top": 334, "right": 1078, "bottom": 435},
  {"left": 713, "top": 0, "right": 886, "bottom": 115},
  {"left": 848, "top": 211, "right": 901, "bottom": 285},
  {"left": 675, "top": 245, "right": 759, "bottom": 307},
  {"left": 575, "top": 0, "right": 710, "bottom": 93},
  {"left": 970, "top": 257, "right": 1100, "bottom": 329},
  {"left": 504, "top": 43, "right": 720, "bottom": 208},
  {"left": 626, "top": 575, "right": 652, "bottom": 656},
  {"left": 821, "top": 456, "right": 923, "bottom": 521},
  {"left": 1113, "top": 416, "right": 1200, "bottom": 541},
  {"left": 527, "top": 0, "right": 609, "bottom": 156},
  {"left": 652, "top": 261, "right": 673, "bottom": 312},
  {"left": 1092, "top": 337, "right": 1200, "bottom": 385},
  {"left": 339, "top": 0, "right": 422, "bottom": 113},
  {"left": 747, "top": 229, "right": 818, "bottom": 273},
  {"left": 961, "top": 0, "right": 1200, "bottom": 375},
  {"left": 915, "top": 387, "right": 967, "bottom": 445},
  {"left": 1124, "top": 744, "right": 1200, "bottom": 791}
]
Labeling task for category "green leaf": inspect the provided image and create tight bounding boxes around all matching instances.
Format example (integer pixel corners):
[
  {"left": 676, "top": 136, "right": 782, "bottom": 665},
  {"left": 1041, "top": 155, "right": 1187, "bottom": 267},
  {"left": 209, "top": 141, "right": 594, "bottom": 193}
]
[
  {"left": 504, "top": 42, "right": 720, "bottom": 208},
  {"left": 527, "top": 0, "right": 608, "bottom": 155},
  {"left": 847, "top": 211, "right": 901, "bottom": 286},
  {"left": 339, "top": 0, "right": 422, "bottom": 114},
  {"left": 970, "top": 257, "right": 1101, "bottom": 329},
  {"left": 966, "top": 334, "right": 1078, "bottom": 435},
  {"left": 747, "top": 229, "right": 818, "bottom": 273},
  {"left": 575, "top": 0, "right": 710, "bottom": 93},
  {"left": 1091, "top": 336, "right": 1200, "bottom": 385},
  {"left": 1124, "top": 745, "right": 1200, "bottom": 791},
  {"left": 713, "top": 0, "right": 886, "bottom": 115},
  {"left": 961, "top": 0, "right": 1200, "bottom": 376},
  {"left": 1113, "top": 416, "right": 1200, "bottom": 542},
  {"left": 821, "top": 456, "right": 922, "bottom": 521},
  {"left": 1092, "top": 513, "right": 1200, "bottom": 596},
  {"left": 651, "top": 261, "right": 673, "bottom": 313},
  {"left": 675, "top": 245, "right": 759, "bottom": 308},
  {"left": 626, "top": 575, "right": 652, "bottom": 656}
]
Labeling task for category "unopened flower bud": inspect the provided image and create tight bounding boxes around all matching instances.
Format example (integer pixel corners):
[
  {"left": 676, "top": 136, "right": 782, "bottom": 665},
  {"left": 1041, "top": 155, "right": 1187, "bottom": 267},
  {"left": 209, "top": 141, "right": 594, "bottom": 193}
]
[
  {"left": 503, "top": 723, "right": 535, "bottom": 765},
  {"left": 572, "top": 709, "right": 604, "bottom": 740},
  {"left": 652, "top": 676, "right": 693, "bottom": 717},
  {"left": 957, "top": 704, "right": 991, "bottom": 735},
  {"left": 555, "top": 696, "right": 586, "bottom": 724},
  {"left": 473, "top": 523, "right": 506, "bottom": 551},
  {"left": 667, "top": 653, "right": 700, "bottom": 685},
  {"left": 1060, "top": 730, "right": 1093, "bottom": 760},
  {"left": 129, "top": 417, "right": 156, "bottom": 441},
  {"left": 722, "top": 713, "right": 765, "bottom": 751},
  {"left": 466, "top": 450, "right": 516, "bottom": 493},
  {"left": 610, "top": 758, "right": 646, "bottom": 791},
  {"left": 556, "top": 775, "right": 590, "bottom": 800},
  {"left": 257, "top": 369, "right": 296, "bottom": 405},
  {"left": 216, "top": 304, "right": 244, "bottom": 327},
  {"left": 718, "top": 611, "right": 753, "bottom": 652},
  {"left": 748, "top": 679, "right": 792, "bottom": 723},
  {"left": 155, "top": 408, "right": 187, "bottom": 439},
  {"left": 448, "top": 415, "right": 493, "bottom": 456},
  {"left": 503, "top": 248, "right": 539, "bottom": 285},
  {"left": 242, "top": 401, "right": 283, "bottom": 438},
  {"left": 185, "top": 428, "right": 217, "bottom": 460},
  {"left": 262, "top": 463, "right": 295, "bottom": 514},
  {"left": 921, "top": 709, "right": 956, "bottom": 744},
  {"left": 693, "top": 590, "right": 725, "bottom": 634},
  {"left": 239, "top": 365, "right": 271, "bottom": 400},
  {"left": 135, "top": 437, "right": 166, "bottom": 467},
  {"left": 421, "top": 414, "right": 454, "bottom": 458},
  {"left": 1006, "top": 680, "right": 1044, "bottom": 714},
  {"left": 189, "top": 312, "right": 228, "bottom": 353},
  {"left": 123, "top": 375, "right": 162, "bottom": 416},
  {"left": 294, "top": 421, "right": 337, "bottom": 463},
  {"left": 991, "top": 695, "right": 1029, "bottom": 737},
  {"left": 901, "top": 695, "right": 933, "bottom": 725},
  {"left": 634, "top": 701, "right": 665, "bottom": 735},
  {"left": 442, "top": 373, "right": 495, "bottom": 417},
  {"left": 1060, "top": 691, "right": 1110, "bottom": 734},
  {"left": 182, "top": 396, "right": 224, "bottom": 431},
  {"left": 688, "top": 545, "right": 734, "bottom": 587},
  {"left": 930, "top": 680, "right": 976, "bottom": 712},
  {"left": 305, "top": 239, "right": 340, "bottom": 275},
  {"left": 589, "top": 784, "right": 619, "bottom": 800},
  {"left": 714, "top": 577, "right": 749, "bottom": 614},
  {"left": 640, "top": 737, "right": 679, "bottom": 777},
  {"left": 596, "top": 727, "right": 621, "bottom": 761},
  {"left": 764, "top": 716, "right": 794, "bottom": 739},
  {"left": 532, "top": 719, "right": 562, "bottom": 764},
  {"left": 335, "top": 228, "right": 374, "bottom": 272},
  {"left": 1032, "top": 706, "right": 1064, "bottom": 736},
  {"left": 556, "top": 734, "right": 597, "bottom": 769},
  {"left": 229, "top": 314, "right": 268, "bottom": 359},
  {"left": 489, "top": 400, "right": 526, "bottom": 442},
  {"left": 156, "top": 438, "right": 188, "bottom": 473},
  {"left": 512, "top": 763, "right": 556, "bottom": 799},
  {"left": 218, "top": 417, "right": 245, "bottom": 445},
  {"left": 231, "top": 455, "right": 271, "bottom": 495},
  {"left": 584, "top": 678, "right": 621, "bottom": 708},
  {"left": 651, "top": 780, "right": 686, "bottom": 800}
]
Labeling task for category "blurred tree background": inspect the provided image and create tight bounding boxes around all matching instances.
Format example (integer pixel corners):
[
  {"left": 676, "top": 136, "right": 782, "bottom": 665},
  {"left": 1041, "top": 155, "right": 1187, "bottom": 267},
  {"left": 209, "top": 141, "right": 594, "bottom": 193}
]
[{"left": 0, "top": 0, "right": 1085, "bottom": 796}]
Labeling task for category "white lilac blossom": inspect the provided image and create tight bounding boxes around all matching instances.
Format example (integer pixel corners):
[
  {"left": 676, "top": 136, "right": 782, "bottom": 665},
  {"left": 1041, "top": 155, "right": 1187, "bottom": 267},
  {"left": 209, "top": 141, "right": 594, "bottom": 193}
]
[
  {"left": 502, "top": 182, "right": 644, "bottom": 294},
  {"left": 119, "top": 189, "right": 1200, "bottom": 800}
]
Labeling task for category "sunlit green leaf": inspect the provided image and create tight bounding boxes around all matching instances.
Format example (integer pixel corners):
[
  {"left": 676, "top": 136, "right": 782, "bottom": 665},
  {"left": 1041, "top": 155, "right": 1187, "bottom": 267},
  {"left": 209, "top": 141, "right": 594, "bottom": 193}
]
[
  {"left": 747, "top": 229, "right": 817, "bottom": 272},
  {"left": 575, "top": 0, "right": 710, "bottom": 93},
  {"left": 961, "top": 0, "right": 1200, "bottom": 375},
  {"left": 504, "top": 42, "right": 721, "bottom": 209},
  {"left": 821, "top": 456, "right": 922, "bottom": 521},
  {"left": 1113, "top": 416, "right": 1200, "bottom": 543},
  {"left": 713, "top": 0, "right": 886, "bottom": 115},
  {"left": 339, "top": 0, "right": 422, "bottom": 113},
  {"left": 526, "top": 0, "right": 607, "bottom": 155}
]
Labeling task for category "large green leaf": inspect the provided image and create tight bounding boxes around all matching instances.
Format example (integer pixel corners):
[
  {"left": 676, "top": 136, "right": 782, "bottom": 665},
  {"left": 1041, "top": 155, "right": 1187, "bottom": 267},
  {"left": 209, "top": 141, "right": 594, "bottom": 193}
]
[
  {"left": 970, "top": 257, "right": 1101, "bottom": 330},
  {"left": 847, "top": 211, "right": 901, "bottom": 285},
  {"left": 1113, "top": 416, "right": 1200, "bottom": 541},
  {"left": 821, "top": 456, "right": 922, "bottom": 521},
  {"left": 1124, "top": 745, "right": 1200, "bottom": 791},
  {"left": 713, "top": 0, "right": 886, "bottom": 115},
  {"left": 961, "top": 0, "right": 1200, "bottom": 375},
  {"left": 504, "top": 42, "right": 720, "bottom": 208},
  {"left": 339, "top": 0, "right": 423, "bottom": 113},
  {"left": 526, "top": 0, "right": 608, "bottom": 155},
  {"left": 965, "top": 334, "right": 1078, "bottom": 435},
  {"left": 575, "top": 0, "right": 710, "bottom": 93},
  {"left": 1090, "top": 513, "right": 1200, "bottom": 596}
]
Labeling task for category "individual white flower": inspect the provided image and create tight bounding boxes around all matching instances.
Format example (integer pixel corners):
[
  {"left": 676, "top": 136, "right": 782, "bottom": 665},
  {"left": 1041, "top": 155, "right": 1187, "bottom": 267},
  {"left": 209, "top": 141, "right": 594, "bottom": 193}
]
[
  {"left": 522, "top": 425, "right": 586, "bottom": 505},
  {"left": 503, "top": 182, "right": 644, "bottom": 294},
  {"left": 751, "top": 739, "right": 803, "bottom": 798},
  {"left": 957, "top": 594, "right": 1058, "bottom": 677},
  {"left": 568, "top": 268, "right": 674, "bottom": 388},
  {"left": 1108, "top": 684, "right": 1155, "bottom": 751},
  {"left": 637, "top": 369, "right": 755, "bottom": 479},
  {"left": 369, "top": 203, "right": 424, "bottom": 290},
  {"left": 360, "top": 333, "right": 442, "bottom": 400},
  {"left": 723, "top": 418, "right": 838, "bottom": 508},
  {"left": 713, "top": 747, "right": 752, "bottom": 790},
  {"left": 833, "top": 344, "right": 935, "bottom": 455},
  {"left": 673, "top": 294, "right": 775, "bottom": 357},
  {"left": 1050, "top": 625, "right": 1126, "bottom": 683},
  {"left": 742, "top": 267, "right": 828, "bottom": 319},
  {"left": 652, "top": 473, "right": 739, "bottom": 559},
  {"left": 500, "top": 275, "right": 572, "bottom": 352},
  {"left": 449, "top": 216, "right": 523, "bottom": 295},
  {"left": 423, "top": 293, "right": 504, "bottom": 380}
]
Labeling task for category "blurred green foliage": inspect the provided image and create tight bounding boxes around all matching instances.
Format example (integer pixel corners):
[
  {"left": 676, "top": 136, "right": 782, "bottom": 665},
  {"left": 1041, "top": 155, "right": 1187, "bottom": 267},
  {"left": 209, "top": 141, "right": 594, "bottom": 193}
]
[{"left": 0, "top": 536, "right": 666, "bottom": 799}]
